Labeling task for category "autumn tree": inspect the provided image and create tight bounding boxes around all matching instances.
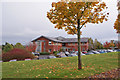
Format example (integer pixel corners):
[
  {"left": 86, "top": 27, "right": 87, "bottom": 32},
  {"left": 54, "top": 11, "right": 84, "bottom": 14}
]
[
  {"left": 114, "top": 1, "right": 120, "bottom": 33},
  {"left": 103, "top": 41, "right": 110, "bottom": 49},
  {"left": 47, "top": 0, "right": 109, "bottom": 69},
  {"left": 110, "top": 40, "right": 115, "bottom": 48},
  {"left": 26, "top": 42, "right": 37, "bottom": 52}
]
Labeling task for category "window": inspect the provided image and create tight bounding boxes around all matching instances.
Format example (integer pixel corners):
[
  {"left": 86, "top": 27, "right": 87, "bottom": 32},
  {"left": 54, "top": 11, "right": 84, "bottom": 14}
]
[
  {"left": 62, "top": 43, "right": 65, "bottom": 46},
  {"left": 49, "top": 41, "right": 52, "bottom": 45}
]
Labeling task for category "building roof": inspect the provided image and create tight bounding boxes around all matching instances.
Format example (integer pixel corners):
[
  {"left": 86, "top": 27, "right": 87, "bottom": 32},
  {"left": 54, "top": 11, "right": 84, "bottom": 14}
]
[{"left": 32, "top": 36, "right": 89, "bottom": 43}]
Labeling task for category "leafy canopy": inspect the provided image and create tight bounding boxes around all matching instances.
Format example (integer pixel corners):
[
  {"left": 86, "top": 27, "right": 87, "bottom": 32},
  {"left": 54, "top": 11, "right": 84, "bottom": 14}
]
[
  {"left": 14, "top": 43, "right": 24, "bottom": 49},
  {"left": 114, "top": 1, "right": 120, "bottom": 33},
  {"left": 47, "top": 0, "right": 109, "bottom": 35}
]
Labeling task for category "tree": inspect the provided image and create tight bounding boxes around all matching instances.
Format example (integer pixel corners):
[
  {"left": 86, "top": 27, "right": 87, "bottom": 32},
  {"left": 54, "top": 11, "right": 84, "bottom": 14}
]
[
  {"left": 93, "top": 39, "right": 103, "bottom": 49},
  {"left": 26, "top": 42, "right": 37, "bottom": 52},
  {"left": 3, "top": 42, "right": 13, "bottom": 53},
  {"left": 103, "top": 41, "right": 110, "bottom": 49},
  {"left": 14, "top": 43, "right": 24, "bottom": 49},
  {"left": 47, "top": 0, "right": 108, "bottom": 69},
  {"left": 114, "top": 1, "right": 120, "bottom": 33},
  {"left": 110, "top": 40, "right": 115, "bottom": 48},
  {"left": 88, "top": 38, "right": 94, "bottom": 51}
]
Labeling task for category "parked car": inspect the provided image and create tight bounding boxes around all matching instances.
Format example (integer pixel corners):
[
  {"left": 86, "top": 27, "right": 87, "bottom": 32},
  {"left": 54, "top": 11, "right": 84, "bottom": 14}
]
[
  {"left": 82, "top": 51, "right": 87, "bottom": 54},
  {"left": 64, "top": 51, "right": 70, "bottom": 56},
  {"left": 32, "top": 52, "right": 39, "bottom": 56},
  {"left": 60, "top": 55, "right": 67, "bottom": 58},
  {"left": 70, "top": 54, "right": 78, "bottom": 57},
  {"left": 116, "top": 49, "right": 120, "bottom": 52},
  {"left": 107, "top": 49, "right": 113, "bottom": 53},
  {"left": 98, "top": 50, "right": 106, "bottom": 53},
  {"left": 47, "top": 56, "right": 56, "bottom": 59},
  {"left": 113, "top": 50, "right": 117, "bottom": 52},
  {"left": 75, "top": 51, "right": 86, "bottom": 56},
  {"left": 92, "top": 51, "right": 100, "bottom": 54},
  {"left": 81, "top": 53, "right": 86, "bottom": 55},
  {"left": 57, "top": 52, "right": 67, "bottom": 58},
  {"left": 86, "top": 51, "right": 94, "bottom": 55}
]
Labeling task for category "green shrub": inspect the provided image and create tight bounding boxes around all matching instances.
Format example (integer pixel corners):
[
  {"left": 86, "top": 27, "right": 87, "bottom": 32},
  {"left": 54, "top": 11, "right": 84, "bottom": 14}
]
[
  {"left": 3, "top": 42, "right": 13, "bottom": 53},
  {"left": 40, "top": 52, "right": 50, "bottom": 55}
]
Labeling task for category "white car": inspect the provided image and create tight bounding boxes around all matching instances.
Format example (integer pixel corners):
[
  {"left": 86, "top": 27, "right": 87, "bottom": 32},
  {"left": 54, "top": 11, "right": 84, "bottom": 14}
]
[
  {"left": 47, "top": 56, "right": 56, "bottom": 59},
  {"left": 92, "top": 51, "right": 100, "bottom": 54},
  {"left": 75, "top": 51, "right": 85, "bottom": 56}
]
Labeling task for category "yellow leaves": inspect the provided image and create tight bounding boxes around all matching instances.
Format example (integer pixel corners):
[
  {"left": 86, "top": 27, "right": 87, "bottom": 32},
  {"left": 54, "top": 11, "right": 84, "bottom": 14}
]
[
  {"left": 46, "top": 77, "right": 48, "bottom": 79},
  {"left": 47, "top": 1, "right": 108, "bottom": 34},
  {"left": 114, "top": 17, "right": 120, "bottom": 33},
  {"left": 105, "top": 18, "right": 108, "bottom": 21},
  {"left": 52, "top": 2, "right": 56, "bottom": 7}
]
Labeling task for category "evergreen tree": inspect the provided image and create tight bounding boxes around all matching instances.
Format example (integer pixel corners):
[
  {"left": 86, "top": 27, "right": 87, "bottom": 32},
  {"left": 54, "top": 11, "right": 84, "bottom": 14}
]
[
  {"left": 14, "top": 43, "right": 24, "bottom": 49},
  {"left": 3, "top": 42, "right": 13, "bottom": 53}
]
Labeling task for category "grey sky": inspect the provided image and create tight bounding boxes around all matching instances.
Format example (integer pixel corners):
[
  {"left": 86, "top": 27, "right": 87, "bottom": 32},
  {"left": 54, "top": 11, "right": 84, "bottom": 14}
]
[{"left": 1, "top": 0, "right": 118, "bottom": 45}]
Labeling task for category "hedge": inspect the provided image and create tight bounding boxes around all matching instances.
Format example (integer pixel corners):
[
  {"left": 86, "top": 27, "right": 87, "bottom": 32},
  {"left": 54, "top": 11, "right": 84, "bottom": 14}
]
[
  {"left": 2, "top": 48, "right": 35, "bottom": 62},
  {"left": 39, "top": 52, "right": 50, "bottom": 55}
]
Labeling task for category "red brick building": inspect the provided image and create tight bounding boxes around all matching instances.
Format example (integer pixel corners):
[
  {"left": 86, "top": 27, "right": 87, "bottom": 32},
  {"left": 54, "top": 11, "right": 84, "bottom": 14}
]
[{"left": 32, "top": 36, "right": 89, "bottom": 53}]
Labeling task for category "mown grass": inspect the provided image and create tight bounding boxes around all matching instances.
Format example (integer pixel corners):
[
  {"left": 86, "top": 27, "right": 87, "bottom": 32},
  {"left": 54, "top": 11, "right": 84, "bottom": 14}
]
[{"left": 2, "top": 52, "right": 118, "bottom": 78}]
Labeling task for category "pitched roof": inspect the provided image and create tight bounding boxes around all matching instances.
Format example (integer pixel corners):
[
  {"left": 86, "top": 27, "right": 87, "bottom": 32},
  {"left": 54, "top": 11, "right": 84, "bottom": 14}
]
[{"left": 32, "top": 36, "right": 89, "bottom": 43}]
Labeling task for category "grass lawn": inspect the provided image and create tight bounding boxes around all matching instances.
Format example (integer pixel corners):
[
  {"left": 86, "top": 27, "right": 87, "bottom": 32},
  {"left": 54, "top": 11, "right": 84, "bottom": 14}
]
[{"left": 2, "top": 52, "right": 118, "bottom": 78}]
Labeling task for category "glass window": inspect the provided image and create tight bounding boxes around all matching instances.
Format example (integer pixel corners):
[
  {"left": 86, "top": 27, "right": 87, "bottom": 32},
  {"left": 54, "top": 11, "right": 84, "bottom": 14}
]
[{"left": 49, "top": 41, "right": 52, "bottom": 45}]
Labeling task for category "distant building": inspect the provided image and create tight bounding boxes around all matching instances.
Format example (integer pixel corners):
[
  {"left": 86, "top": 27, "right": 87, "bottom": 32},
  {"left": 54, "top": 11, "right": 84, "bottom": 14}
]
[{"left": 32, "top": 36, "right": 89, "bottom": 53}]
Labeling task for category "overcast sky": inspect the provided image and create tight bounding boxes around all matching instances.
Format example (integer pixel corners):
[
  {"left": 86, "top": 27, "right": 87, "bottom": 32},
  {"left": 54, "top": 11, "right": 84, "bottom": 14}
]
[{"left": 1, "top": 0, "right": 118, "bottom": 45}]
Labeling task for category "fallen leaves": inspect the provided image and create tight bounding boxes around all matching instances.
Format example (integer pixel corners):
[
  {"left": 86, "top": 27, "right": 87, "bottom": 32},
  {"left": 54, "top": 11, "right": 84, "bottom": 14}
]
[
  {"left": 49, "top": 71, "right": 52, "bottom": 73},
  {"left": 46, "top": 77, "right": 48, "bottom": 79}
]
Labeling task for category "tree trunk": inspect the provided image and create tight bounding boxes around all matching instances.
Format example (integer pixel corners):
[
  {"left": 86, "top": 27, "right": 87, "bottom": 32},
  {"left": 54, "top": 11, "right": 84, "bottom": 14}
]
[{"left": 77, "top": 19, "right": 82, "bottom": 70}]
